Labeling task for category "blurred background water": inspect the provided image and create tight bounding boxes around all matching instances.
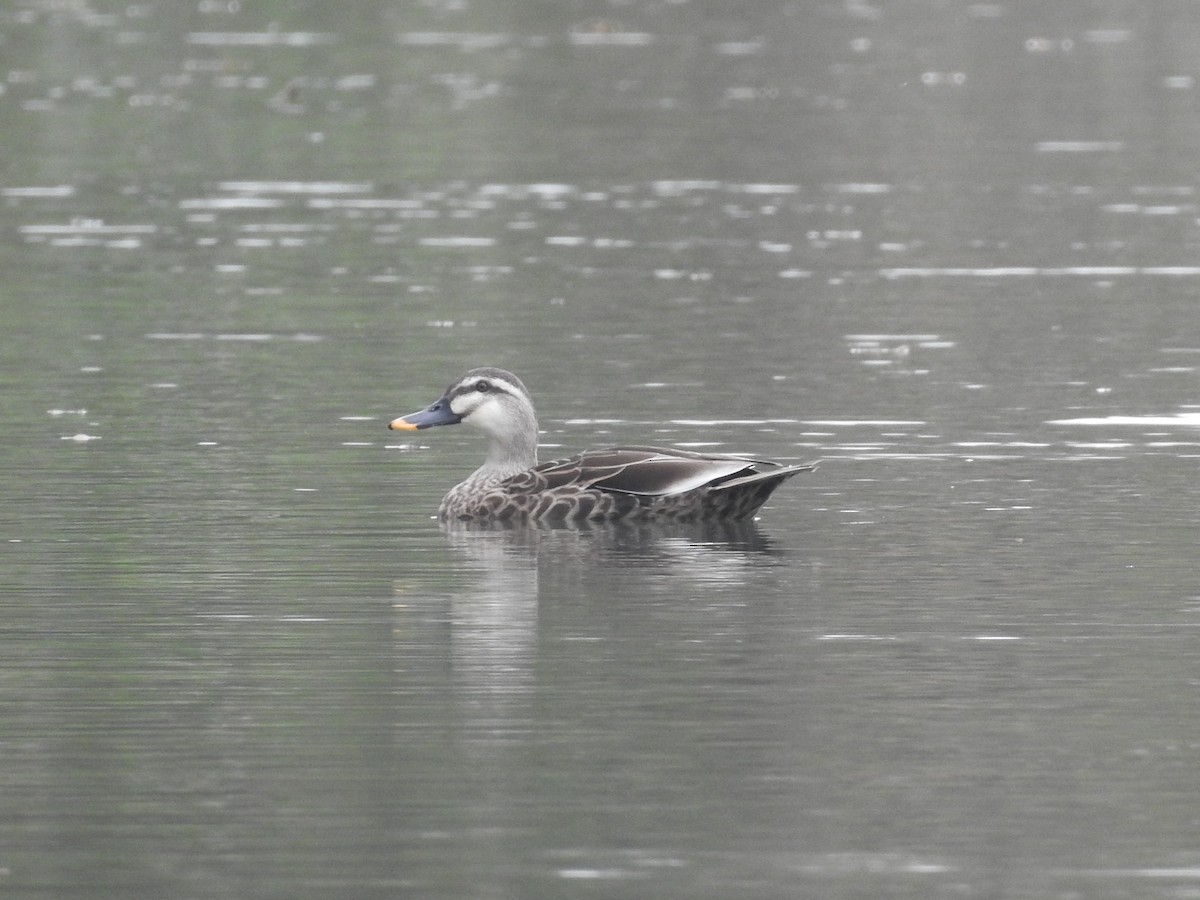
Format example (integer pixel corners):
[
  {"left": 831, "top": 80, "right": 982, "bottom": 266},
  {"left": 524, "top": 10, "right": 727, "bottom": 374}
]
[{"left": 3, "top": 1, "right": 1200, "bottom": 898}]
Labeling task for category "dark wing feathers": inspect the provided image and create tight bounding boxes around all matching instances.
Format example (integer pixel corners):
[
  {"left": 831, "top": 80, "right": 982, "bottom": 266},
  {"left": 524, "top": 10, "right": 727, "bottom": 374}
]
[
  {"left": 513, "top": 446, "right": 808, "bottom": 497},
  {"left": 710, "top": 461, "right": 816, "bottom": 491},
  {"left": 470, "top": 445, "right": 817, "bottom": 522}
]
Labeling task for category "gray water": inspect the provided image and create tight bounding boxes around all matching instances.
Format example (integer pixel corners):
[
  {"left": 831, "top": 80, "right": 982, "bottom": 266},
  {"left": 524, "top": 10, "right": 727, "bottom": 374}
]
[{"left": 4, "top": 2, "right": 1200, "bottom": 898}]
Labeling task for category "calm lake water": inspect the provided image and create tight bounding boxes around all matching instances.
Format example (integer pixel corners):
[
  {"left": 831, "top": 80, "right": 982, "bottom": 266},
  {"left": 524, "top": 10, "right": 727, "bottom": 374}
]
[{"left": 3, "top": 2, "right": 1200, "bottom": 898}]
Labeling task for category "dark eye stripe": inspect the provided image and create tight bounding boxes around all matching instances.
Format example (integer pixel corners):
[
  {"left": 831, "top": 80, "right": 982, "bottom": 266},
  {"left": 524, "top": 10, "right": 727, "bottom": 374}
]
[{"left": 454, "top": 377, "right": 516, "bottom": 399}]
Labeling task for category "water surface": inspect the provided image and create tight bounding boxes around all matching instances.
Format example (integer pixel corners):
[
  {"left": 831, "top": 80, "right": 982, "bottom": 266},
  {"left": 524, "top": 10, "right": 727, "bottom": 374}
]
[{"left": 3, "top": 2, "right": 1200, "bottom": 898}]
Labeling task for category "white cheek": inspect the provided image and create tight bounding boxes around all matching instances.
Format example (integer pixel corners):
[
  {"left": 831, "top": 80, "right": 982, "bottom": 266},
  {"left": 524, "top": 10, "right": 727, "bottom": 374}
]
[{"left": 463, "top": 400, "right": 509, "bottom": 435}]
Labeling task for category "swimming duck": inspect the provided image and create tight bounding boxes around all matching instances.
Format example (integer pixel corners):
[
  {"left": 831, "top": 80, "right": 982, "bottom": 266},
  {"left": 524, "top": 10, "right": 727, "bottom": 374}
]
[{"left": 389, "top": 367, "right": 815, "bottom": 523}]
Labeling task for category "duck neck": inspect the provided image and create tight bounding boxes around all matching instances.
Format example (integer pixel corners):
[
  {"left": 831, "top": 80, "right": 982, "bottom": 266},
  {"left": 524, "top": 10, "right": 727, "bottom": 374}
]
[{"left": 481, "top": 413, "right": 538, "bottom": 481}]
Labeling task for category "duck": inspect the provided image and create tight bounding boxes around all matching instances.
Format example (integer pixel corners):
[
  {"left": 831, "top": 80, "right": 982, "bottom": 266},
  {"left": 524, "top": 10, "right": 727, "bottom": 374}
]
[{"left": 388, "top": 367, "right": 816, "bottom": 524}]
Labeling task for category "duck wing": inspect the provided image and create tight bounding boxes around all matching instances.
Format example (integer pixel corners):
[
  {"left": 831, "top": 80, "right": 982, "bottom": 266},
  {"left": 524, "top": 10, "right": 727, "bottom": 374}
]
[{"left": 516, "top": 445, "right": 805, "bottom": 497}]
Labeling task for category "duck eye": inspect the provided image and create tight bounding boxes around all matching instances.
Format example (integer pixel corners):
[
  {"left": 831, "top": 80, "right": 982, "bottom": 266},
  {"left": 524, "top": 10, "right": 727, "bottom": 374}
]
[{"left": 475, "top": 380, "right": 490, "bottom": 393}]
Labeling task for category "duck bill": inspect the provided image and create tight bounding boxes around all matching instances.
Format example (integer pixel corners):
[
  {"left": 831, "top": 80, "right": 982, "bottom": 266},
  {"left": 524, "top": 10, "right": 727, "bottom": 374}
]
[{"left": 389, "top": 396, "right": 463, "bottom": 431}]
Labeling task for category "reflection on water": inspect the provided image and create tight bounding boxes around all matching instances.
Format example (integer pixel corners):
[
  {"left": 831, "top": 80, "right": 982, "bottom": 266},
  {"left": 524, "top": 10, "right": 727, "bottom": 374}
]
[
  {"left": 389, "top": 518, "right": 812, "bottom": 895},
  {"left": 437, "top": 527, "right": 538, "bottom": 741},
  {"left": 17, "top": 176, "right": 1200, "bottom": 281},
  {"left": 425, "top": 519, "right": 785, "bottom": 724}
]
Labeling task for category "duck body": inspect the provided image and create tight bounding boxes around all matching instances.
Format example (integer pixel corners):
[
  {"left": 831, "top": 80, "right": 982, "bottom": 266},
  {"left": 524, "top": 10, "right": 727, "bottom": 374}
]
[
  {"left": 439, "top": 445, "right": 812, "bottom": 523},
  {"left": 390, "top": 367, "right": 815, "bottom": 524}
]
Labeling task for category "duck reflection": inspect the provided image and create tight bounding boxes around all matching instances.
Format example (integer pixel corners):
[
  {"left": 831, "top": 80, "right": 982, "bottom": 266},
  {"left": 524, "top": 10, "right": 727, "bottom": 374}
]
[
  {"left": 391, "top": 518, "right": 796, "bottom": 876},
  {"left": 435, "top": 520, "right": 787, "bottom": 706},
  {"left": 399, "top": 519, "right": 788, "bottom": 725},
  {"left": 439, "top": 527, "right": 539, "bottom": 730}
]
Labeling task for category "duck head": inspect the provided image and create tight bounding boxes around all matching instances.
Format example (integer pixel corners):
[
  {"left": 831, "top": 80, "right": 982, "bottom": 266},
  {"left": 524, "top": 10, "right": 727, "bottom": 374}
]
[{"left": 389, "top": 367, "right": 539, "bottom": 469}]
